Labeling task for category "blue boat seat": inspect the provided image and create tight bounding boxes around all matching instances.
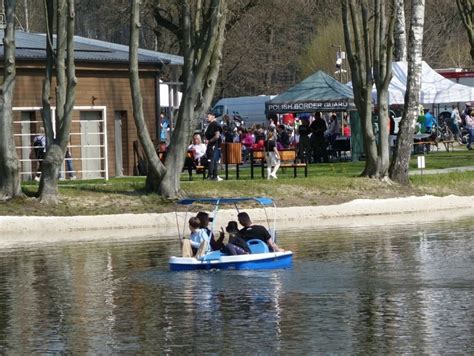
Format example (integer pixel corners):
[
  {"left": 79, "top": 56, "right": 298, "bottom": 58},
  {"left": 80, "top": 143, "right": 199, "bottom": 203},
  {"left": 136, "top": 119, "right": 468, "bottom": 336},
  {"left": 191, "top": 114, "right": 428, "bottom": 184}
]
[
  {"left": 200, "top": 250, "right": 224, "bottom": 261},
  {"left": 247, "top": 239, "right": 269, "bottom": 254}
]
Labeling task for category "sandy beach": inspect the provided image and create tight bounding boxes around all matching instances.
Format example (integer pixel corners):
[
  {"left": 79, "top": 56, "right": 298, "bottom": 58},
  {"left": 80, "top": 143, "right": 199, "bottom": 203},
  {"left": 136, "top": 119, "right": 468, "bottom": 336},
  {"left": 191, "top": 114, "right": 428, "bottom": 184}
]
[{"left": 0, "top": 194, "right": 473, "bottom": 249}]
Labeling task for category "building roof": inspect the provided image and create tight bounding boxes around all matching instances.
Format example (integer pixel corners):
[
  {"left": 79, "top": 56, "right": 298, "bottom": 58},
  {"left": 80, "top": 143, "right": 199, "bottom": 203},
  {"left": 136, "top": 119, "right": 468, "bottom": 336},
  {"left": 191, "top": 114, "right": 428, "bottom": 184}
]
[{"left": 0, "top": 31, "right": 184, "bottom": 66}]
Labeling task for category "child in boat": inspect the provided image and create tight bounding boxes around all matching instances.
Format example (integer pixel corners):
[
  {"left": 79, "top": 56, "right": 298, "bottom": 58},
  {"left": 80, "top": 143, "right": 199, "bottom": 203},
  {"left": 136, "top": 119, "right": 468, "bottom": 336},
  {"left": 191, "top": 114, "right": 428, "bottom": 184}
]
[
  {"left": 221, "top": 221, "right": 250, "bottom": 255},
  {"left": 182, "top": 217, "right": 211, "bottom": 258}
]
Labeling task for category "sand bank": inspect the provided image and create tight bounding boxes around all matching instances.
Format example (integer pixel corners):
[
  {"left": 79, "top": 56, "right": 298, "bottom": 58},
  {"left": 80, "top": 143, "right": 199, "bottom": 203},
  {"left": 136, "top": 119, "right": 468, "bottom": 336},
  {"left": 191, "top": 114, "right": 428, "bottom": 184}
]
[{"left": 1, "top": 195, "right": 473, "bottom": 248}]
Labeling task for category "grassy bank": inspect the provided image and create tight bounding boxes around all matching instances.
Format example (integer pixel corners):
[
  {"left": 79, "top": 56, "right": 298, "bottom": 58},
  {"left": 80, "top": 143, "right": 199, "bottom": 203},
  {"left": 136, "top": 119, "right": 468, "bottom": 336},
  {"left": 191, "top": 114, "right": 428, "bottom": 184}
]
[{"left": 2, "top": 150, "right": 473, "bottom": 216}]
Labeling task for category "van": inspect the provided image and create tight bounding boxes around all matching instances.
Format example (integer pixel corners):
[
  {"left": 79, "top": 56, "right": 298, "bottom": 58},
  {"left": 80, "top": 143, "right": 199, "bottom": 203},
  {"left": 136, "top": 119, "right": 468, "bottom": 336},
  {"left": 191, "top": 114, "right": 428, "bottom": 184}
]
[{"left": 211, "top": 95, "right": 276, "bottom": 127}]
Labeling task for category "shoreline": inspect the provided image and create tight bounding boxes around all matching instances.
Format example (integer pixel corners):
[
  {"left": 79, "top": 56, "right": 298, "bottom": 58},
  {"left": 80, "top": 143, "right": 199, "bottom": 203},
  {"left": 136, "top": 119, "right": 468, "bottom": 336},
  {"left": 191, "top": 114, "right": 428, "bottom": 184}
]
[{"left": 1, "top": 195, "right": 473, "bottom": 249}]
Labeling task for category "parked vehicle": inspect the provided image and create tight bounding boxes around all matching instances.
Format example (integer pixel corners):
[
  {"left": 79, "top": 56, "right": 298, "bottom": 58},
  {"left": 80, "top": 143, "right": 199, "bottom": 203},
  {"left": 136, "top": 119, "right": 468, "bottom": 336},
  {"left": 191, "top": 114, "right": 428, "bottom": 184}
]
[{"left": 210, "top": 95, "right": 276, "bottom": 128}]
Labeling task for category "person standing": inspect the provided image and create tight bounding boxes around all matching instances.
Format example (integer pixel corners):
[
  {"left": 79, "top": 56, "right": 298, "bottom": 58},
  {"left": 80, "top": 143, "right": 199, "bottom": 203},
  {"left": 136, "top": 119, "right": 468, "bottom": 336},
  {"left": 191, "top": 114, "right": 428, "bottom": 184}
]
[
  {"left": 450, "top": 105, "right": 462, "bottom": 142},
  {"left": 65, "top": 146, "right": 77, "bottom": 180},
  {"left": 276, "top": 124, "right": 290, "bottom": 149},
  {"left": 204, "top": 112, "right": 223, "bottom": 181},
  {"left": 465, "top": 110, "right": 474, "bottom": 150},
  {"left": 33, "top": 127, "right": 46, "bottom": 181},
  {"left": 297, "top": 118, "right": 311, "bottom": 163},
  {"left": 424, "top": 108, "right": 436, "bottom": 133},
  {"left": 309, "top": 112, "right": 328, "bottom": 163},
  {"left": 160, "top": 112, "right": 170, "bottom": 145},
  {"left": 265, "top": 131, "right": 280, "bottom": 179}
]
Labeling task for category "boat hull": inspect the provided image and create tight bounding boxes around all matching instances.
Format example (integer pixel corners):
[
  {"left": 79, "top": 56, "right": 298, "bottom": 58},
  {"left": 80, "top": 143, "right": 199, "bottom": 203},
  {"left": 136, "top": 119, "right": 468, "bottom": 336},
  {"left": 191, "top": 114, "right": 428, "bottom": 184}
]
[{"left": 169, "top": 251, "right": 293, "bottom": 272}]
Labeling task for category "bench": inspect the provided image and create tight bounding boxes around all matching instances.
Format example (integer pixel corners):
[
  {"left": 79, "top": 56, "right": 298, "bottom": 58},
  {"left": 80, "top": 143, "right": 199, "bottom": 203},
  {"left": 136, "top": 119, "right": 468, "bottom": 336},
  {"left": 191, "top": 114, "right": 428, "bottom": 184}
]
[
  {"left": 279, "top": 149, "right": 308, "bottom": 177},
  {"left": 159, "top": 150, "right": 207, "bottom": 180},
  {"left": 412, "top": 141, "right": 436, "bottom": 154},
  {"left": 442, "top": 140, "right": 455, "bottom": 152},
  {"left": 250, "top": 149, "right": 307, "bottom": 178}
]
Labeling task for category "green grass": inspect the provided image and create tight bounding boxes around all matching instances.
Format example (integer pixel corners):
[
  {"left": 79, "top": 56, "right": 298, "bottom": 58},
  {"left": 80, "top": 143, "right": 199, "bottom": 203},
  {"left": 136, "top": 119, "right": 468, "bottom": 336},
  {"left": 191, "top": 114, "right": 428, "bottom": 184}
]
[{"left": 3, "top": 149, "right": 473, "bottom": 216}]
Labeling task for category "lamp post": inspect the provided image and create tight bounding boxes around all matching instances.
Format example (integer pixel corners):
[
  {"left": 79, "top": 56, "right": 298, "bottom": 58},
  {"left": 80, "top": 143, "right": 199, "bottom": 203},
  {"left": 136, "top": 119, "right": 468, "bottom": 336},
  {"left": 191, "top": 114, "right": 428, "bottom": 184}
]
[{"left": 332, "top": 44, "right": 346, "bottom": 83}]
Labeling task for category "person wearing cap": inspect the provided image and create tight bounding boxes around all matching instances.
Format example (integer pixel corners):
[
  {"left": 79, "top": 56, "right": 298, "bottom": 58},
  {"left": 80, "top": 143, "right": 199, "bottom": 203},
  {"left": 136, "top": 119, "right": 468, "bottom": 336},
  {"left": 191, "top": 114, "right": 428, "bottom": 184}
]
[
  {"left": 204, "top": 112, "right": 223, "bottom": 181},
  {"left": 196, "top": 211, "right": 225, "bottom": 251},
  {"left": 181, "top": 217, "right": 210, "bottom": 258},
  {"left": 236, "top": 212, "right": 284, "bottom": 252},
  {"left": 220, "top": 221, "right": 250, "bottom": 255}
]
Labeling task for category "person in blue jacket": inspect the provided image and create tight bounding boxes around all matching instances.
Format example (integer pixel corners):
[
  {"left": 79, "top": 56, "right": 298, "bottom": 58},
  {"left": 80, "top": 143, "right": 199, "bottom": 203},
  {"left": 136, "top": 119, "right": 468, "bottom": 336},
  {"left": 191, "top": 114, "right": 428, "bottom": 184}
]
[
  {"left": 424, "top": 108, "right": 436, "bottom": 133},
  {"left": 181, "top": 217, "right": 210, "bottom": 258}
]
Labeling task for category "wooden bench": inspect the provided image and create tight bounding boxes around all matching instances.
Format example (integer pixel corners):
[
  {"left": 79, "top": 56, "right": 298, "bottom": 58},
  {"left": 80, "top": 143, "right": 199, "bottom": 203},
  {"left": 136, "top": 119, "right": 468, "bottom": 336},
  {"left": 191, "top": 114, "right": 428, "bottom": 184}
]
[
  {"left": 279, "top": 149, "right": 308, "bottom": 177},
  {"left": 412, "top": 141, "right": 436, "bottom": 154},
  {"left": 160, "top": 150, "right": 207, "bottom": 180},
  {"left": 250, "top": 149, "right": 308, "bottom": 178},
  {"left": 442, "top": 140, "right": 455, "bottom": 152}
]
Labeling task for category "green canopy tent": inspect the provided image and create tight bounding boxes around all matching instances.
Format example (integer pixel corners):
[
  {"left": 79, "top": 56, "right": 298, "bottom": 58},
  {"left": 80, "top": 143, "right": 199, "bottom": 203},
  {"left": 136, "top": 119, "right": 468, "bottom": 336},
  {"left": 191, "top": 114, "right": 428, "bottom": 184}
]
[{"left": 265, "top": 70, "right": 363, "bottom": 161}]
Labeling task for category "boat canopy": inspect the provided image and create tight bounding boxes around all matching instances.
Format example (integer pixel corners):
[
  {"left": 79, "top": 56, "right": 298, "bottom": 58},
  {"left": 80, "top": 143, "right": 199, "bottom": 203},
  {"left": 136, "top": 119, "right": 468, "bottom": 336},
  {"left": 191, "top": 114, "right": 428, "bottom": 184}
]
[{"left": 177, "top": 197, "right": 274, "bottom": 206}]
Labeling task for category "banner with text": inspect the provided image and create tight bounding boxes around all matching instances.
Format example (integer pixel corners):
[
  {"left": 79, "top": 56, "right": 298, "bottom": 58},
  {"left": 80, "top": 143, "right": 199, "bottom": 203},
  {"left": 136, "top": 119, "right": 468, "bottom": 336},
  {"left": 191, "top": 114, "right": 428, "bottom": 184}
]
[{"left": 265, "top": 100, "right": 350, "bottom": 114}]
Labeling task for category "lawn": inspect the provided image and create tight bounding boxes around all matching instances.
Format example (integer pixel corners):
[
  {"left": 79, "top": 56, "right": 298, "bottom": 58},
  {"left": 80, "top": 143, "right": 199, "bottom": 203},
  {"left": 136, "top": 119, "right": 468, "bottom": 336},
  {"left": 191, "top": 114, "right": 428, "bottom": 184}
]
[{"left": 5, "top": 149, "right": 473, "bottom": 217}]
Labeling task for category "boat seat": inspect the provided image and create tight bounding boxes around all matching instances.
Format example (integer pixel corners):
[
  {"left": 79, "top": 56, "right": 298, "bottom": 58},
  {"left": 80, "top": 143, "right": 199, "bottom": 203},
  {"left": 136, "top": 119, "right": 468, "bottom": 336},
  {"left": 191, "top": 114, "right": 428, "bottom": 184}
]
[
  {"left": 247, "top": 239, "right": 269, "bottom": 254},
  {"left": 200, "top": 250, "right": 224, "bottom": 261}
]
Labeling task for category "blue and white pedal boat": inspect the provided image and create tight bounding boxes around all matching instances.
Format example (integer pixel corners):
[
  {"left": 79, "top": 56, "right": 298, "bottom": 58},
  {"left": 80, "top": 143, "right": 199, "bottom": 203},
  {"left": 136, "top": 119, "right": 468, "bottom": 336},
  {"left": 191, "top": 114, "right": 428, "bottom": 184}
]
[{"left": 169, "top": 197, "right": 293, "bottom": 272}]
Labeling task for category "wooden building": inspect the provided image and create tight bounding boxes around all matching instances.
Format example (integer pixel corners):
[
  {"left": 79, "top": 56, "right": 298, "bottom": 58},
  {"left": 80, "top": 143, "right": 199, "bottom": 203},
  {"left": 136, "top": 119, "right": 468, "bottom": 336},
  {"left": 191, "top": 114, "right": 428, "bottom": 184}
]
[{"left": 0, "top": 31, "right": 183, "bottom": 180}]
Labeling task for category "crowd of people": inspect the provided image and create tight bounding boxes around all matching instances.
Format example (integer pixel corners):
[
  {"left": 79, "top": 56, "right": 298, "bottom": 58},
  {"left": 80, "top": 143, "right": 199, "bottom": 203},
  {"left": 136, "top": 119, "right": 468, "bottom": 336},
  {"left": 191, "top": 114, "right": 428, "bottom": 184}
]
[
  {"left": 415, "top": 103, "right": 474, "bottom": 150},
  {"left": 181, "top": 210, "right": 284, "bottom": 259},
  {"left": 180, "top": 111, "right": 351, "bottom": 180}
]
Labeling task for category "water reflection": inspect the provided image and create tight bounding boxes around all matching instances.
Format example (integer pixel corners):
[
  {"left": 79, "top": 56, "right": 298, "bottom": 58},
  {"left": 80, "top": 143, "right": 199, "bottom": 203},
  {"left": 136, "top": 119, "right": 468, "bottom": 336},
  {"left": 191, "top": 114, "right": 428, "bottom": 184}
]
[{"left": 0, "top": 217, "right": 472, "bottom": 353}]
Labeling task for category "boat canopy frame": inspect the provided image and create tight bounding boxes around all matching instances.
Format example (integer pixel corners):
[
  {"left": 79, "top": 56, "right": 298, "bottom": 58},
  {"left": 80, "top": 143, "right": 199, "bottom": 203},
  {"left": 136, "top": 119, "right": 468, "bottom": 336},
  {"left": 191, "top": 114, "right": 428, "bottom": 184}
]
[{"left": 175, "top": 197, "right": 277, "bottom": 242}]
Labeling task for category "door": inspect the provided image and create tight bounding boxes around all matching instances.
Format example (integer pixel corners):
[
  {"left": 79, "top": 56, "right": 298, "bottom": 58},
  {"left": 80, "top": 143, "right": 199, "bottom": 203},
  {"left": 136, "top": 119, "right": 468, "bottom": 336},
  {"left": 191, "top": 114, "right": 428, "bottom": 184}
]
[{"left": 80, "top": 111, "right": 102, "bottom": 179}]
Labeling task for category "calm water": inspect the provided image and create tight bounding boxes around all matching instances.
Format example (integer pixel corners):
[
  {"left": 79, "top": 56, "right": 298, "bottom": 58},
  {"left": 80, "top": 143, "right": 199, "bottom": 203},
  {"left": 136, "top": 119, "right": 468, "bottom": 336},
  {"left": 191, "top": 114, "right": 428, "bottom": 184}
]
[{"left": 0, "top": 218, "right": 472, "bottom": 354}]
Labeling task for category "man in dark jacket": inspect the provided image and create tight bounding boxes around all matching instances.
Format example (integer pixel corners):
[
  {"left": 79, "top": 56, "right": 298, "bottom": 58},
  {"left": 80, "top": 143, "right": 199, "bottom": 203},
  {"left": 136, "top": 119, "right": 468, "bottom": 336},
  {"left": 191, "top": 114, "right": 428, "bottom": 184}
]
[
  {"left": 204, "top": 112, "right": 223, "bottom": 181},
  {"left": 236, "top": 212, "right": 284, "bottom": 252}
]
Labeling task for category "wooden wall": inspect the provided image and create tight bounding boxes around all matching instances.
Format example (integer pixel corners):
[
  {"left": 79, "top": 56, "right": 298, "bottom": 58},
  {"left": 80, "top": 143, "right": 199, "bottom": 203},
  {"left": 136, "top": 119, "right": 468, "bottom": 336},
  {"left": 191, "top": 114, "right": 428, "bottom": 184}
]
[{"left": 12, "top": 66, "right": 158, "bottom": 178}]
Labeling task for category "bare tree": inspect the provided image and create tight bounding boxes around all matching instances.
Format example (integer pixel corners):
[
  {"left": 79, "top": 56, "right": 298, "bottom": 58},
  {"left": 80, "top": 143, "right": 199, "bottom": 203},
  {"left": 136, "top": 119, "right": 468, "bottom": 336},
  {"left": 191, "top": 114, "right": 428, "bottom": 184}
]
[
  {"left": 373, "top": 0, "right": 395, "bottom": 179},
  {"left": 342, "top": 0, "right": 395, "bottom": 178},
  {"left": 129, "top": 0, "right": 227, "bottom": 198},
  {"left": 389, "top": 0, "right": 425, "bottom": 184},
  {"left": 38, "top": 0, "right": 77, "bottom": 203},
  {"left": 342, "top": 0, "right": 378, "bottom": 177},
  {"left": 456, "top": 0, "right": 474, "bottom": 62},
  {"left": 394, "top": 0, "right": 407, "bottom": 61},
  {"left": 0, "top": 0, "right": 22, "bottom": 201}
]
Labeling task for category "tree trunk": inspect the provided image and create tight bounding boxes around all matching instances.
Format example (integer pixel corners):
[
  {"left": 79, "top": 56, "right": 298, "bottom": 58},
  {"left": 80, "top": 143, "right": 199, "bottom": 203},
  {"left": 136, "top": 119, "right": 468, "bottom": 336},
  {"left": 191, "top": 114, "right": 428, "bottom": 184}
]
[
  {"left": 374, "top": 0, "right": 395, "bottom": 178},
  {"left": 342, "top": 0, "right": 378, "bottom": 177},
  {"left": 129, "top": 0, "right": 167, "bottom": 189},
  {"left": 38, "top": 0, "right": 77, "bottom": 203},
  {"left": 129, "top": 0, "right": 227, "bottom": 199},
  {"left": 0, "top": 0, "right": 22, "bottom": 200},
  {"left": 389, "top": 0, "right": 425, "bottom": 184},
  {"left": 394, "top": 0, "right": 407, "bottom": 61}
]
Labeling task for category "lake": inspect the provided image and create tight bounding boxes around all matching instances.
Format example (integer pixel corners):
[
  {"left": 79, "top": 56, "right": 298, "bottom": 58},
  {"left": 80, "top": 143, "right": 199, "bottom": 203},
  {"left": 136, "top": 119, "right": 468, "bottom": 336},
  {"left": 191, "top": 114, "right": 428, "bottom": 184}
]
[{"left": 0, "top": 216, "right": 472, "bottom": 354}]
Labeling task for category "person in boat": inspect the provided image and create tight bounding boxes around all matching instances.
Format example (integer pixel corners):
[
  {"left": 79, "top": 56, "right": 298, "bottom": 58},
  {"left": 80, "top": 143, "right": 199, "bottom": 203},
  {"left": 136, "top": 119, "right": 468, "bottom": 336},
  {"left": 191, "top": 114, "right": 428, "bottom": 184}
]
[
  {"left": 182, "top": 217, "right": 210, "bottom": 258},
  {"left": 236, "top": 212, "right": 284, "bottom": 252},
  {"left": 220, "top": 221, "right": 250, "bottom": 255},
  {"left": 196, "top": 211, "right": 225, "bottom": 251}
]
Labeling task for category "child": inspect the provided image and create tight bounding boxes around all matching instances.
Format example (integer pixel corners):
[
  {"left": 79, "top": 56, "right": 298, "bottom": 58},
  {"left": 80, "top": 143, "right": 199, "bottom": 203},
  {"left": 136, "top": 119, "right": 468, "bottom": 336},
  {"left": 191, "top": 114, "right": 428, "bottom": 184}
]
[
  {"left": 222, "top": 221, "right": 250, "bottom": 255},
  {"left": 182, "top": 217, "right": 210, "bottom": 258}
]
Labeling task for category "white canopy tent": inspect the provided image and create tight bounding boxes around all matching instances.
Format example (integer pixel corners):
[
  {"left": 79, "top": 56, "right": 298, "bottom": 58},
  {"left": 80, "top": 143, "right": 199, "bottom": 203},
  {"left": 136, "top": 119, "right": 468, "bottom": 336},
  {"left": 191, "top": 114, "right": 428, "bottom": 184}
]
[{"left": 349, "top": 61, "right": 474, "bottom": 105}]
